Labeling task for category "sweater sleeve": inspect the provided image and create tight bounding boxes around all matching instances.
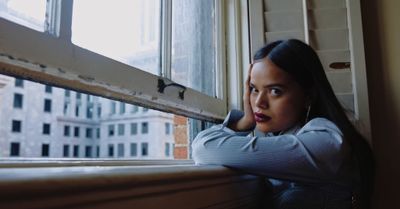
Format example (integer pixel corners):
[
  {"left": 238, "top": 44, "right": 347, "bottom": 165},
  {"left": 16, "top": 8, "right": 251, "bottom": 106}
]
[{"left": 191, "top": 110, "right": 348, "bottom": 183}]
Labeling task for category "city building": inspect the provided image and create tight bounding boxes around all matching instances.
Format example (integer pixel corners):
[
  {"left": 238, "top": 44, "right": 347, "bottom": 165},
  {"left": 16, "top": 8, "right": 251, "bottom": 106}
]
[{"left": 0, "top": 74, "right": 177, "bottom": 159}]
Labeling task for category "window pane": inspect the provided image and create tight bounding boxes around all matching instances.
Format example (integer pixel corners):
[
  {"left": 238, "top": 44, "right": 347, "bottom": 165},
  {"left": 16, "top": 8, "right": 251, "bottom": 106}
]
[
  {"left": 0, "top": 0, "right": 47, "bottom": 32},
  {"left": 171, "top": 0, "right": 216, "bottom": 97},
  {"left": 71, "top": 0, "right": 161, "bottom": 75},
  {"left": 0, "top": 75, "right": 197, "bottom": 160}
]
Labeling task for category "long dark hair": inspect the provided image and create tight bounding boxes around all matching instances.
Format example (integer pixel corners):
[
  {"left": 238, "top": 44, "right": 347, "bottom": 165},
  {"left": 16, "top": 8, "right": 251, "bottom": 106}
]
[{"left": 254, "top": 39, "right": 374, "bottom": 208}]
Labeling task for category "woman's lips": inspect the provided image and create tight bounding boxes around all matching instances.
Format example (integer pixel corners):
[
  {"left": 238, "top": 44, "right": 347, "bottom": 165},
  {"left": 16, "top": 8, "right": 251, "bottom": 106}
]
[{"left": 254, "top": 112, "right": 271, "bottom": 122}]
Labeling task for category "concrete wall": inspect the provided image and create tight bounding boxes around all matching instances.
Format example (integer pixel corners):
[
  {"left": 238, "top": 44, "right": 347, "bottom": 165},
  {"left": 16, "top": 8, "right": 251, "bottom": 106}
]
[{"left": 361, "top": 0, "right": 400, "bottom": 208}]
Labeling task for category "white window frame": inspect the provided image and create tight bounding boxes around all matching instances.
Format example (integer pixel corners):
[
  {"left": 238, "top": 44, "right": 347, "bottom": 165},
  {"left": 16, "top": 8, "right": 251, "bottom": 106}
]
[{"left": 0, "top": 0, "right": 246, "bottom": 123}]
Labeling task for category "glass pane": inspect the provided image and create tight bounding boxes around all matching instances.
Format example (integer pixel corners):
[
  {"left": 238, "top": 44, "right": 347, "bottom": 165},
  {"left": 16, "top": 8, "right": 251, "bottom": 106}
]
[
  {"left": 171, "top": 0, "right": 216, "bottom": 97},
  {"left": 0, "top": 0, "right": 46, "bottom": 32},
  {"left": 72, "top": 0, "right": 161, "bottom": 75},
  {"left": 0, "top": 74, "right": 194, "bottom": 160}
]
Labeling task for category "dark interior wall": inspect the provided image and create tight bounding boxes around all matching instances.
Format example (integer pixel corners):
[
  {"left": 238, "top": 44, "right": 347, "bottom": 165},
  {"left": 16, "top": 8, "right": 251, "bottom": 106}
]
[{"left": 361, "top": 0, "right": 400, "bottom": 208}]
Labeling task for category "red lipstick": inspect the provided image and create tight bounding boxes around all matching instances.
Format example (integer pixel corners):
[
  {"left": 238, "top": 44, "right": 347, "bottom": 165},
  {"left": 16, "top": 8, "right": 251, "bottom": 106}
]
[{"left": 254, "top": 112, "right": 271, "bottom": 122}]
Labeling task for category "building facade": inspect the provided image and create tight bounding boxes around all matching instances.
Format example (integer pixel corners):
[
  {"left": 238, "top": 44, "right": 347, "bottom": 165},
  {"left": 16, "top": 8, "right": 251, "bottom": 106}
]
[{"left": 0, "top": 75, "right": 176, "bottom": 159}]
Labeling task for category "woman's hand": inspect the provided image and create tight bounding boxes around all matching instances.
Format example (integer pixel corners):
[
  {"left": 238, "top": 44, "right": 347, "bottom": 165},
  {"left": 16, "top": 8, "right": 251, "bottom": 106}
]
[{"left": 228, "top": 64, "right": 256, "bottom": 131}]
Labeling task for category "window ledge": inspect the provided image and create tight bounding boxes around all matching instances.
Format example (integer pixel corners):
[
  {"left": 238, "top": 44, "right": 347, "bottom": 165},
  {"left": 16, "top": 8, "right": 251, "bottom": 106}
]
[{"left": 0, "top": 163, "right": 268, "bottom": 209}]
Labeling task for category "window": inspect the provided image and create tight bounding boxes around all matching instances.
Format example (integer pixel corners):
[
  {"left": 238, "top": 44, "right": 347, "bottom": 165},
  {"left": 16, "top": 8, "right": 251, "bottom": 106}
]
[
  {"left": 96, "top": 128, "right": 100, "bottom": 139},
  {"left": 11, "top": 120, "right": 21, "bottom": 133},
  {"left": 14, "top": 78, "right": 23, "bottom": 87},
  {"left": 108, "top": 144, "right": 114, "bottom": 157},
  {"left": 75, "top": 104, "right": 80, "bottom": 117},
  {"left": 108, "top": 124, "right": 115, "bottom": 136},
  {"left": 42, "top": 123, "right": 50, "bottom": 135},
  {"left": 63, "top": 145, "right": 69, "bottom": 157},
  {"left": 45, "top": 85, "right": 52, "bottom": 93},
  {"left": 130, "top": 123, "right": 137, "bottom": 135},
  {"left": 165, "top": 123, "right": 170, "bottom": 135},
  {"left": 118, "top": 124, "right": 125, "bottom": 136},
  {"left": 142, "top": 108, "right": 148, "bottom": 113},
  {"left": 73, "top": 145, "right": 79, "bottom": 157},
  {"left": 97, "top": 105, "right": 102, "bottom": 118},
  {"left": 131, "top": 105, "right": 138, "bottom": 113},
  {"left": 63, "top": 102, "right": 70, "bottom": 115},
  {"left": 13, "top": 93, "right": 23, "bottom": 108},
  {"left": 110, "top": 101, "right": 116, "bottom": 115},
  {"left": 86, "top": 128, "right": 92, "bottom": 138},
  {"left": 86, "top": 105, "right": 93, "bottom": 119},
  {"left": 74, "top": 126, "right": 80, "bottom": 138},
  {"left": 117, "top": 143, "right": 124, "bottom": 157},
  {"left": 119, "top": 102, "right": 125, "bottom": 114},
  {"left": 76, "top": 92, "right": 81, "bottom": 100},
  {"left": 10, "top": 142, "right": 20, "bottom": 156},
  {"left": 130, "top": 143, "right": 137, "bottom": 157},
  {"left": 96, "top": 146, "right": 100, "bottom": 157},
  {"left": 141, "top": 142, "right": 148, "bottom": 156},
  {"left": 85, "top": 146, "right": 92, "bottom": 158},
  {"left": 165, "top": 142, "right": 170, "bottom": 157},
  {"left": 65, "top": 90, "right": 70, "bottom": 97},
  {"left": 41, "top": 144, "right": 49, "bottom": 157},
  {"left": 141, "top": 122, "right": 148, "bottom": 134},
  {"left": 64, "top": 125, "right": 70, "bottom": 137},
  {"left": 0, "top": 0, "right": 47, "bottom": 32},
  {"left": 44, "top": 99, "right": 52, "bottom": 112}
]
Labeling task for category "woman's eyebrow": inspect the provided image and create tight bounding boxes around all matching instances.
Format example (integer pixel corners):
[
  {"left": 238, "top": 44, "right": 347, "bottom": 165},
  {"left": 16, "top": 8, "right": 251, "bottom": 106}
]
[{"left": 250, "top": 82, "right": 285, "bottom": 89}]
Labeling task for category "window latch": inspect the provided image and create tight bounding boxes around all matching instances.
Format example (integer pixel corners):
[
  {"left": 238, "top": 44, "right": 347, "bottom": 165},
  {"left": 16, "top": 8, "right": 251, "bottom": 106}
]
[{"left": 157, "top": 79, "right": 187, "bottom": 100}]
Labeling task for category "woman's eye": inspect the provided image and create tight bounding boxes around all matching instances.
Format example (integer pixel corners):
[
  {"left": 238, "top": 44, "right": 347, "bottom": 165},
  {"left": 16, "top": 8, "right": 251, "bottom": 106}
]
[
  {"left": 270, "top": 88, "right": 282, "bottom": 96},
  {"left": 250, "top": 86, "right": 258, "bottom": 93}
]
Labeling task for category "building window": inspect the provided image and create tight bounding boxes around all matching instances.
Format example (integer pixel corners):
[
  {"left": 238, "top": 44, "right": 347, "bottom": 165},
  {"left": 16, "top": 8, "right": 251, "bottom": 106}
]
[
  {"left": 117, "top": 143, "right": 124, "bottom": 157},
  {"left": 64, "top": 125, "right": 70, "bottom": 137},
  {"left": 141, "top": 122, "right": 148, "bottom": 134},
  {"left": 131, "top": 105, "right": 138, "bottom": 113},
  {"left": 41, "top": 144, "right": 50, "bottom": 157},
  {"left": 119, "top": 102, "right": 125, "bottom": 114},
  {"left": 142, "top": 107, "right": 148, "bottom": 112},
  {"left": 97, "top": 105, "right": 102, "bottom": 118},
  {"left": 86, "top": 105, "right": 93, "bottom": 119},
  {"left": 73, "top": 145, "right": 79, "bottom": 157},
  {"left": 96, "top": 128, "right": 100, "bottom": 139},
  {"left": 130, "top": 123, "right": 137, "bottom": 135},
  {"left": 130, "top": 143, "right": 137, "bottom": 157},
  {"left": 108, "top": 124, "right": 115, "bottom": 136},
  {"left": 44, "top": 99, "right": 52, "bottom": 112},
  {"left": 75, "top": 104, "right": 80, "bottom": 117},
  {"left": 108, "top": 144, "right": 114, "bottom": 157},
  {"left": 96, "top": 146, "right": 100, "bottom": 157},
  {"left": 85, "top": 146, "right": 92, "bottom": 158},
  {"left": 74, "top": 126, "right": 80, "bottom": 137},
  {"left": 45, "top": 85, "right": 52, "bottom": 93},
  {"left": 65, "top": 90, "right": 70, "bottom": 97},
  {"left": 110, "top": 101, "right": 116, "bottom": 115},
  {"left": 86, "top": 128, "right": 92, "bottom": 138},
  {"left": 165, "top": 123, "right": 170, "bottom": 135},
  {"left": 13, "top": 93, "right": 23, "bottom": 109},
  {"left": 63, "top": 145, "right": 70, "bottom": 157},
  {"left": 42, "top": 123, "right": 51, "bottom": 135},
  {"left": 165, "top": 142, "right": 170, "bottom": 156},
  {"left": 10, "top": 142, "right": 20, "bottom": 156},
  {"left": 76, "top": 92, "right": 81, "bottom": 100},
  {"left": 63, "top": 102, "right": 70, "bottom": 115},
  {"left": 141, "top": 142, "right": 148, "bottom": 156},
  {"left": 118, "top": 123, "right": 125, "bottom": 136},
  {"left": 11, "top": 120, "right": 21, "bottom": 133},
  {"left": 14, "top": 78, "right": 23, "bottom": 87}
]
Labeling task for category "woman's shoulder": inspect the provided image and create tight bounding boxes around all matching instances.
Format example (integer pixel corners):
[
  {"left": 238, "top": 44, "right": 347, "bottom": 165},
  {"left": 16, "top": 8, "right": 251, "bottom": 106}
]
[{"left": 298, "top": 117, "right": 342, "bottom": 135}]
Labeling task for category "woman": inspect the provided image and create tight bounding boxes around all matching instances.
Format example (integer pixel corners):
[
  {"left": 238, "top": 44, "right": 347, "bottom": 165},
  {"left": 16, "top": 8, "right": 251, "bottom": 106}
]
[{"left": 192, "top": 39, "right": 374, "bottom": 209}]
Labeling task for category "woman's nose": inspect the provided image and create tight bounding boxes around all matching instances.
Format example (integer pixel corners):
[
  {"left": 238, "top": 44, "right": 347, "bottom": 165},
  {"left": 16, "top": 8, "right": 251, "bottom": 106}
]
[{"left": 255, "top": 93, "right": 269, "bottom": 109}]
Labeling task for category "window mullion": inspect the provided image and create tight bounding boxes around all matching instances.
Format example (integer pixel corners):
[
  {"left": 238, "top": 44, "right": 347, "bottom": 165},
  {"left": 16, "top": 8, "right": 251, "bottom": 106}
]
[
  {"left": 45, "top": 0, "right": 61, "bottom": 37},
  {"left": 160, "top": 0, "right": 172, "bottom": 79},
  {"left": 57, "top": 0, "right": 73, "bottom": 40}
]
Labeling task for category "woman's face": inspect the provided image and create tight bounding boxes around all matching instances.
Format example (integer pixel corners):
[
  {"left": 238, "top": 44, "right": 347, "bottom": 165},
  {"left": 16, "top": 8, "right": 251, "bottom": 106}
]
[{"left": 250, "top": 58, "right": 308, "bottom": 133}]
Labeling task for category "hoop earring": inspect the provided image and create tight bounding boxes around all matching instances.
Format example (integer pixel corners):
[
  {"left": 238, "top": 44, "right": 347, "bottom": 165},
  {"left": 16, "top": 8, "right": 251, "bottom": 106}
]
[{"left": 305, "top": 105, "right": 311, "bottom": 124}]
